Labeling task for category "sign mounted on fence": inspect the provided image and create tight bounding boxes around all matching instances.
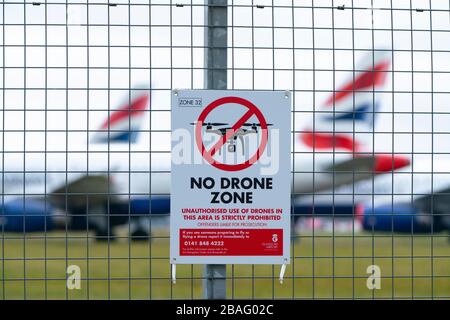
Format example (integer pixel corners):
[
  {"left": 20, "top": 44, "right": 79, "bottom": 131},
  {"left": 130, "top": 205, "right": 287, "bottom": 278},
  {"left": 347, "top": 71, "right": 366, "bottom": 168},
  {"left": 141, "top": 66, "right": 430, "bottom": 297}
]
[{"left": 170, "top": 90, "right": 291, "bottom": 265}]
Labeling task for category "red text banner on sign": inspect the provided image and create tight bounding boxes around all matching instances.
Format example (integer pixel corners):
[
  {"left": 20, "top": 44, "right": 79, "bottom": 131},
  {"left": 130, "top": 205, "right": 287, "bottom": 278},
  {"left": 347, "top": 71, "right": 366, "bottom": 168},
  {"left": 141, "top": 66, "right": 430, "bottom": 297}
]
[{"left": 180, "top": 229, "right": 283, "bottom": 256}]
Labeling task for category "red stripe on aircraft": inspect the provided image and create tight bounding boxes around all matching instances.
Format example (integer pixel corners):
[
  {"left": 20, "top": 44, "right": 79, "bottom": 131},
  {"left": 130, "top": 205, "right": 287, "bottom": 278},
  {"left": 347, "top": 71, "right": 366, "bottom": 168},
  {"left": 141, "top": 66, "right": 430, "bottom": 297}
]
[
  {"left": 374, "top": 154, "right": 410, "bottom": 173},
  {"left": 101, "top": 94, "right": 149, "bottom": 129}
]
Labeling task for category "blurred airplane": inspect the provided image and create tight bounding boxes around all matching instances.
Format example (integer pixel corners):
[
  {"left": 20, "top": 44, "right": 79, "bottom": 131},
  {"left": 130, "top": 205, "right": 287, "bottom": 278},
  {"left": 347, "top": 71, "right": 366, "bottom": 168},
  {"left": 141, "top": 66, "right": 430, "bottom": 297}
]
[{"left": 292, "top": 50, "right": 449, "bottom": 236}]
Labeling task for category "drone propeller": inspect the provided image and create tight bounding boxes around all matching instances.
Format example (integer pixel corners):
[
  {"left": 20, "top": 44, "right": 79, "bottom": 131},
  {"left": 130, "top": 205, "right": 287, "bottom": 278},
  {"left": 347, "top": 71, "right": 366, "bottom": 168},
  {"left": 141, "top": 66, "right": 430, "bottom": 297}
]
[{"left": 190, "top": 122, "right": 229, "bottom": 126}]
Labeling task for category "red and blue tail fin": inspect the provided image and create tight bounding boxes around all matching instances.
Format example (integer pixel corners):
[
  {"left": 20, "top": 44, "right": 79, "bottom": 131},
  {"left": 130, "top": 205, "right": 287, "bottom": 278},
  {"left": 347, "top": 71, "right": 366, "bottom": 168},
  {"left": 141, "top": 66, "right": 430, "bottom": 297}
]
[{"left": 91, "top": 85, "right": 150, "bottom": 144}]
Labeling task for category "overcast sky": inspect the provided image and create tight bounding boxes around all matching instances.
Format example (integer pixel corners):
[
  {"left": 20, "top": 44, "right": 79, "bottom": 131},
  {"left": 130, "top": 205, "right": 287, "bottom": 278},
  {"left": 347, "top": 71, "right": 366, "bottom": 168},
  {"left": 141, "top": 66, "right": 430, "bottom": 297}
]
[{"left": 0, "top": 0, "right": 449, "bottom": 161}]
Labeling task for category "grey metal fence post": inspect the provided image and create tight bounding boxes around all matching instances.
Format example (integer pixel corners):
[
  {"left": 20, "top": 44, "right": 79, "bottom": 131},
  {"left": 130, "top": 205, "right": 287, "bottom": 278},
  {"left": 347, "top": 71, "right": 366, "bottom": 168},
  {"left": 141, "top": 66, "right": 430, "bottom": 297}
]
[{"left": 203, "top": 0, "right": 227, "bottom": 299}]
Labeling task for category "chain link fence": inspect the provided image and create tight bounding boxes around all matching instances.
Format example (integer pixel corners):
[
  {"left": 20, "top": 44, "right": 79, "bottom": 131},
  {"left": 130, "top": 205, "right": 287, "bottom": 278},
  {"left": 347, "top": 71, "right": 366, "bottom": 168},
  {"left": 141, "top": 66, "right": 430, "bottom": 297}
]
[{"left": 0, "top": 0, "right": 449, "bottom": 299}]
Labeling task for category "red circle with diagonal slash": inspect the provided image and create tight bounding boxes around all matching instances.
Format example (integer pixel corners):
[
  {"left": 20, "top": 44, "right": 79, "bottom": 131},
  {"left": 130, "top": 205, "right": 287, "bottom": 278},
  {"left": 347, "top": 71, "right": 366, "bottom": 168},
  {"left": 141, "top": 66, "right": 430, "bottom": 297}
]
[{"left": 195, "top": 96, "right": 268, "bottom": 171}]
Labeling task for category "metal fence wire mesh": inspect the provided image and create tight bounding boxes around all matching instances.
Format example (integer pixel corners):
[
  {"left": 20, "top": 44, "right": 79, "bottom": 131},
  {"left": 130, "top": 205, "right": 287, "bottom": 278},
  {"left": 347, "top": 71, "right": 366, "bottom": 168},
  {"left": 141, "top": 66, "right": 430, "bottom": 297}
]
[{"left": 1, "top": 0, "right": 450, "bottom": 299}]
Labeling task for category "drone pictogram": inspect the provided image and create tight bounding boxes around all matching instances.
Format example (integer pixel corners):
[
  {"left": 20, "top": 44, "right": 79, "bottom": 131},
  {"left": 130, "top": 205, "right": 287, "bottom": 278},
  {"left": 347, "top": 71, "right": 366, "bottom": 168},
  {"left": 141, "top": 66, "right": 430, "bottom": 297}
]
[{"left": 191, "top": 122, "right": 273, "bottom": 155}]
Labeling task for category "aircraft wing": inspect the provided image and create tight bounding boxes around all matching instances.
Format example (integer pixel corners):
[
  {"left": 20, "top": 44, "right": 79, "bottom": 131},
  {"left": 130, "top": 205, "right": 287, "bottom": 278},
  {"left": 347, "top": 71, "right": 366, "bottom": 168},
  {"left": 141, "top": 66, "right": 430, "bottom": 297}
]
[
  {"left": 414, "top": 187, "right": 450, "bottom": 226},
  {"left": 321, "top": 156, "right": 377, "bottom": 190},
  {"left": 49, "top": 175, "right": 118, "bottom": 210}
]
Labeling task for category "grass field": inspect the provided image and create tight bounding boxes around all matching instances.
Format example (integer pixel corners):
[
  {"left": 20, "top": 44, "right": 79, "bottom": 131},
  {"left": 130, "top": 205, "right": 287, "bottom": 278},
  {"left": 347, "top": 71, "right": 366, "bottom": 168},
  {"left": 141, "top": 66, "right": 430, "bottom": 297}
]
[{"left": 0, "top": 230, "right": 449, "bottom": 299}]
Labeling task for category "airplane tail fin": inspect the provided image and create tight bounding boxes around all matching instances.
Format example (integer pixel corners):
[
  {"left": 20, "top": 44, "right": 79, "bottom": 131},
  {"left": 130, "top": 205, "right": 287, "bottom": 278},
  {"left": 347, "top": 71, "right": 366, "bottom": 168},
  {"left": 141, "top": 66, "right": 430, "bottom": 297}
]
[
  {"left": 323, "top": 50, "right": 391, "bottom": 116},
  {"left": 91, "top": 85, "right": 150, "bottom": 144}
]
